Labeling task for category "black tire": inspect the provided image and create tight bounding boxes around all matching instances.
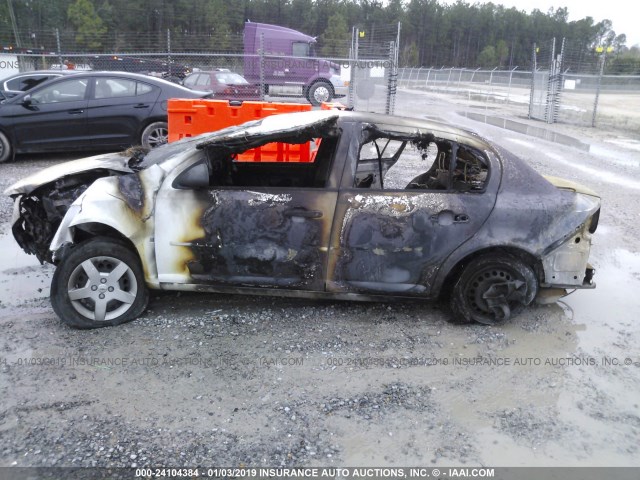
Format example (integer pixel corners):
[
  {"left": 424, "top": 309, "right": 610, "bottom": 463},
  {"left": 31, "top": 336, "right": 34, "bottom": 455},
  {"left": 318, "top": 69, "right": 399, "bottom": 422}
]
[
  {"left": 0, "top": 131, "right": 12, "bottom": 163},
  {"left": 449, "top": 254, "right": 538, "bottom": 326},
  {"left": 141, "top": 121, "right": 168, "bottom": 149},
  {"left": 50, "top": 237, "right": 149, "bottom": 329},
  {"left": 307, "top": 81, "right": 333, "bottom": 106}
]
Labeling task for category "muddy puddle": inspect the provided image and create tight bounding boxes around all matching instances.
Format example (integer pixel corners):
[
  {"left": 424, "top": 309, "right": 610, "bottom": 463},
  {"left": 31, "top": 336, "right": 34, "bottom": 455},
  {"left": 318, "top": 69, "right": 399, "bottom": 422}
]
[
  {"left": 561, "top": 247, "right": 640, "bottom": 353},
  {"left": 0, "top": 231, "right": 51, "bottom": 307}
]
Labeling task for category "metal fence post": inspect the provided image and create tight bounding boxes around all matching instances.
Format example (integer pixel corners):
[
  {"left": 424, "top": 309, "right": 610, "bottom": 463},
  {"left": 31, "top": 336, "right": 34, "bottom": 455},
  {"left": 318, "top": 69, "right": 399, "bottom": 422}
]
[
  {"left": 385, "top": 40, "right": 398, "bottom": 115},
  {"left": 167, "top": 29, "right": 172, "bottom": 79},
  {"left": 551, "top": 37, "right": 566, "bottom": 123},
  {"left": 425, "top": 68, "right": 431, "bottom": 88},
  {"left": 56, "top": 28, "right": 63, "bottom": 69},
  {"left": 385, "top": 43, "right": 391, "bottom": 114},
  {"left": 259, "top": 32, "right": 265, "bottom": 101},
  {"left": 506, "top": 66, "right": 518, "bottom": 103},
  {"left": 592, "top": 52, "right": 606, "bottom": 127},
  {"left": 529, "top": 43, "right": 537, "bottom": 119},
  {"left": 348, "top": 26, "right": 358, "bottom": 109},
  {"left": 489, "top": 67, "right": 497, "bottom": 85},
  {"left": 545, "top": 37, "right": 556, "bottom": 124},
  {"left": 470, "top": 67, "right": 480, "bottom": 83}
]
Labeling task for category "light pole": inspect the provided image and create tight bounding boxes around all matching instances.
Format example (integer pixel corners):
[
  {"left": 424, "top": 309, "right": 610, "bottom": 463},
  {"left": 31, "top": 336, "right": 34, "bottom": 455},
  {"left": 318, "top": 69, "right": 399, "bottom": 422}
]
[{"left": 591, "top": 45, "right": 613, "bottom": 127}]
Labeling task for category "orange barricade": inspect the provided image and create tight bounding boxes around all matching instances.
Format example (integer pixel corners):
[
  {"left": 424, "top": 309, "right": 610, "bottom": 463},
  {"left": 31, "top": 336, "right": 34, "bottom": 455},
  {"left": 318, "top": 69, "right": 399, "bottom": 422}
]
[{"left": 167, "top": 99, "right": 314, "bottom": 162}]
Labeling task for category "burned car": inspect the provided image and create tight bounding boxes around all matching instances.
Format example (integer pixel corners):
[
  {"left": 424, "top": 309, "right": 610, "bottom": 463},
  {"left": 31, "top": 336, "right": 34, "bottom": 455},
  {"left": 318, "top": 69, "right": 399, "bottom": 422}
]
[{"left": 6, "top": 110, "right": 600, "bottom": 328}]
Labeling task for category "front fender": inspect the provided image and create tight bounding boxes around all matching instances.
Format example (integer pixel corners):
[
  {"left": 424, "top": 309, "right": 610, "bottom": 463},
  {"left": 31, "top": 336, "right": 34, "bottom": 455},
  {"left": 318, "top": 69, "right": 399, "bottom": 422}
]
[{"left": 50, "top": 165, "right": 166, "bottom": 287}]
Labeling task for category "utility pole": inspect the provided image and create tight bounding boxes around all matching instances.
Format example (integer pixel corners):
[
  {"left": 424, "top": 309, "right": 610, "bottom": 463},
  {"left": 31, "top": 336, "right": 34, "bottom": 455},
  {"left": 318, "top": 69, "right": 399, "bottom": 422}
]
[{"left": 7, "top": 0, "right": 22, "bottom": 47}]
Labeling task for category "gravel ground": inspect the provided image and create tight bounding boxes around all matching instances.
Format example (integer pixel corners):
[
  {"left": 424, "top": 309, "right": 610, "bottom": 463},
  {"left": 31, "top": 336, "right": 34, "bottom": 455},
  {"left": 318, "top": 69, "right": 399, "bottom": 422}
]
[{"left": 0, "top": 90, "right": 639, "bottom": 471}]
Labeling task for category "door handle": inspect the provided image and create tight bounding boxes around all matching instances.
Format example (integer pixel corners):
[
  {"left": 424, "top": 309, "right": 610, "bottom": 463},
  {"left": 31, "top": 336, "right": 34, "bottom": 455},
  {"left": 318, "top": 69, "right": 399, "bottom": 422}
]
[
  {"left": 134, "top": 103, "right": 150, "bottom": 109},
  {"left": 284, "top": 208, "right": 323, "bottom": 219},
  {"left": 67, "top": 109, "right": 84, "bottom": 114},
  {"left": 431, "top": 210, "right": 469, "bottom": 225}
]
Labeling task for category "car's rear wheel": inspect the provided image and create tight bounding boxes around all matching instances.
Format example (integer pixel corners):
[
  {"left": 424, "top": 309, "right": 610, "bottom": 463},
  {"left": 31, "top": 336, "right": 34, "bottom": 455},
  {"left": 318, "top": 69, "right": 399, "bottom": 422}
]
[
  {"left": 450, "top": 254, "right": 538, "bottom": 325},
  {"left": 51, "top": 237, "right": 149, "bottom": 329},
  {"left": 0, "top": 131, "right": 12, "bottom": 163},
  {"left": 141, "top": 121, "right": 168, "bottom": 149}
]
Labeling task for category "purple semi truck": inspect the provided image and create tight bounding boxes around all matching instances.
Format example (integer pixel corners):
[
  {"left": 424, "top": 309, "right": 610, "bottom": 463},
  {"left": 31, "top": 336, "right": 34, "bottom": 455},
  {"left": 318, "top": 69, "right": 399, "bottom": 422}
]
[{"left": 243, "top": 22, "right": 348, "bottom": 106}]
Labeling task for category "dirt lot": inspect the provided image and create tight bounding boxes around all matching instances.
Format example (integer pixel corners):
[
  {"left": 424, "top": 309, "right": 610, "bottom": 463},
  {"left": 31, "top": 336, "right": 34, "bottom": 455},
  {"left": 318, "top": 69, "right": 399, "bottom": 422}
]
[{"left": 0, "top": 89, "right": 639, "bottom": 471}]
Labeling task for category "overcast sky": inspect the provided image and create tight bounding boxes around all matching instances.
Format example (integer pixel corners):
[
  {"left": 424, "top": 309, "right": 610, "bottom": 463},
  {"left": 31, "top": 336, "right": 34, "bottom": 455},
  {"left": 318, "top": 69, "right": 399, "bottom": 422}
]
[{"left": 440, "top": 0, "right": 639, "bottom": 48}]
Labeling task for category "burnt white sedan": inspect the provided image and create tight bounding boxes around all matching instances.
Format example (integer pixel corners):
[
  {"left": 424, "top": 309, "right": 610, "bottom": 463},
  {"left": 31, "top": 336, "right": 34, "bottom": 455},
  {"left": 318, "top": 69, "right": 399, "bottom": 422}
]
[{"left": 6, "top": 110, "right": 600, "bottom": 328}]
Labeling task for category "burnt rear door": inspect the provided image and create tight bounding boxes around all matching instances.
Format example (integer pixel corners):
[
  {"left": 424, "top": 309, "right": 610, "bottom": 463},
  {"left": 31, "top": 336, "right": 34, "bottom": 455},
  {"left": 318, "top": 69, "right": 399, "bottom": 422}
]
[{"left": 327, "top": 123, "right": 499, "bottom": 296}]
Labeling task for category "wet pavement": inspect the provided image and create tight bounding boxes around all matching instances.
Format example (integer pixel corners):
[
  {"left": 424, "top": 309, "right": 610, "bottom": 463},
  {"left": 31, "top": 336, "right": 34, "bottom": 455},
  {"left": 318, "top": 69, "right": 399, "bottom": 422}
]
[
  {"left": 458, "top": 111, "right": 591, "bottom": 151},
  {"left": 0, "top": 90, "right": 639, "bottom": 469}
]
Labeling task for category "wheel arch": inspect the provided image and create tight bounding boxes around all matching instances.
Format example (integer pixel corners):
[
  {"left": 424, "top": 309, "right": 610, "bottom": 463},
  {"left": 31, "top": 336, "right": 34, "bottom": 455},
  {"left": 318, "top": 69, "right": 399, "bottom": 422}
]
[
  {"left": 54, "top": 216, "right": 159, "bottom": 288},
  {"left": 437, "top": 246, "right": 543, "bottom": 299},
  {"left": 0, "top": 126, "right": 15, "bottom": 162},
  {"left": 54, "top": 221, "right": 137, "bottom": 265},
  {"left": 73, "top": 222, "right": 137, "bottom": 254}
]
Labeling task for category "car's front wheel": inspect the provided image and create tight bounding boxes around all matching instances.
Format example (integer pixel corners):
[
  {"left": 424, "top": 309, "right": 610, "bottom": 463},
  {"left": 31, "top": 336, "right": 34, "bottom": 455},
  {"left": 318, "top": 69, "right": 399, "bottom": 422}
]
[
  {"left": 51, "top": 237, "right": 149, "bottom": 329},
  {"left": 450, "top": 254, "right": 538, "bottom": 325},
  {"left": 141, "top": 121, "right": 168, "bottom": 149},
  {"left": 0, "top": 131, "right": 12, "bottom": 163}
]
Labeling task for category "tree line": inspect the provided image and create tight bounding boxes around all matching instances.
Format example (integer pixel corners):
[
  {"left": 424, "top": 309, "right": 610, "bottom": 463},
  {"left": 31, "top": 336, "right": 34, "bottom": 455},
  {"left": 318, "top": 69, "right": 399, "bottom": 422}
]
[{"left": 1, "top": 0, "right": 639, "bottom": 74}]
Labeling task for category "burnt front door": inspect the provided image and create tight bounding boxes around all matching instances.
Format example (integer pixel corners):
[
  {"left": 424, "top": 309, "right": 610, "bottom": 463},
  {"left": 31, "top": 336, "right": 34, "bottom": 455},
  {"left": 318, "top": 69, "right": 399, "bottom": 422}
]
[
  {"left": 181, "top": 188, "right": 337, "bottom": 290},
  {"left": 155, "top": 129, "right": 344, "bottom": 292}
]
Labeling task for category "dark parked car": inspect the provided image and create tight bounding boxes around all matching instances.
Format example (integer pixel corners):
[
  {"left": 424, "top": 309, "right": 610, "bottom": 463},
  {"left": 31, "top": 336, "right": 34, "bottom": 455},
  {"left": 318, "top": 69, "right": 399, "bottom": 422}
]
[
  {"left": 6, "top": 110, "right": 600, "bottom": 329},
  {"left": 182, "top": 70, "right": 260, "bottom": 100},
  {"left": 89, "top": 56, "right": 191, "bottom": 82},
  {"left": 0, "top": 69, "right": 80, "bottom": 99},
  {"left": 0, "top": 71, "right": 210, "bottom": 162}
]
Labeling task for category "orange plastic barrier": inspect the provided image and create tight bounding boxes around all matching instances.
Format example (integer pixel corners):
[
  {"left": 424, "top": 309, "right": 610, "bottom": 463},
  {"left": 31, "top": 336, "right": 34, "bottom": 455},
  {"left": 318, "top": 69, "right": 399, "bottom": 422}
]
[{"left": 168, "top": 99, "right": 315, "bottom": 162}]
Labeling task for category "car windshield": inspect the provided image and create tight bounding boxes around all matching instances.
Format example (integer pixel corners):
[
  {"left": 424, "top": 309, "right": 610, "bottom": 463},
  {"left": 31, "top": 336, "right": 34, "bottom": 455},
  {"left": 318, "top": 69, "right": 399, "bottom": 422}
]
[{"left": 214, "top": 72, "right": 249, "bottom": 85}]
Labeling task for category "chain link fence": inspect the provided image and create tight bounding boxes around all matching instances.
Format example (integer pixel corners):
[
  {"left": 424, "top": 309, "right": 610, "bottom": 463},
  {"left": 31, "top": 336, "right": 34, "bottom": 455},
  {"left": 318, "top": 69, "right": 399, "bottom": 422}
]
[
  {"left": 347, "top": 24, "right": 400, "bottom": 114},
  {"left": 2, "top": 26, "right": 399, "bottom": 115},
  {"left": 397, "top": 63, "right": 640, "bottom": 132},
  {"left": 398, "top": 66, "right": 534, "bottom": 105},
  {"left": 3, "top": 25, "right": 640, "bottom": 131},
  {"left": 527, "top": 37, "right": 640, "bottom": 131}
]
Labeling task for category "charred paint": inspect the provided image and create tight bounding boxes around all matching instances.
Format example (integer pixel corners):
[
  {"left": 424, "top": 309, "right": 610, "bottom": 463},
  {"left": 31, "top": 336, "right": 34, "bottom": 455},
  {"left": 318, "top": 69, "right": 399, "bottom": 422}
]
[
  {"left": 335, "top": 195, "right": 455, "bottom": 293},
  {"left": 7, "top": 109, "right": 601, "bottom": 313},
  {"left": 183, "top": 190, "right": 332, "bottom": 289},
  {"left": 117, "top": 174, "right": 145, "bottom": 215},
  {"left": 329, "top": 122, "right": 497, "bottom": 296}
]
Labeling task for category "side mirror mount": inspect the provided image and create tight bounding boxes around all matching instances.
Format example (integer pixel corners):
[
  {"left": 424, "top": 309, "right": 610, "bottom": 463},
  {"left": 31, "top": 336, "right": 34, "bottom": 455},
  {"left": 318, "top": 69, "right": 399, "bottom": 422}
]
[{"left": 172, "top": 160, "right": 210, "bottom": 190}]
